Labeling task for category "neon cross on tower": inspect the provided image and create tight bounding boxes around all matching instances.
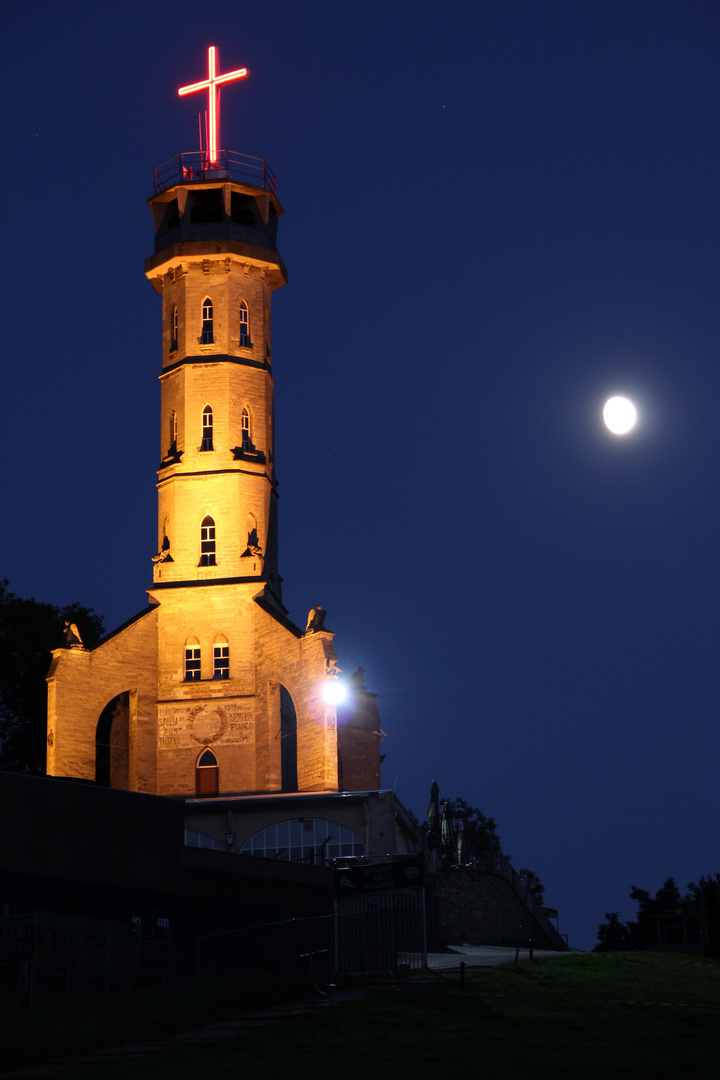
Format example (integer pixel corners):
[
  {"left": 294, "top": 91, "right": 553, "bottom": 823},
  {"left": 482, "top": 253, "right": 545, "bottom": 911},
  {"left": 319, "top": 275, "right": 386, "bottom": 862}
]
[{"left": 178, "top": 46, "right": 248, "bottom": 166}]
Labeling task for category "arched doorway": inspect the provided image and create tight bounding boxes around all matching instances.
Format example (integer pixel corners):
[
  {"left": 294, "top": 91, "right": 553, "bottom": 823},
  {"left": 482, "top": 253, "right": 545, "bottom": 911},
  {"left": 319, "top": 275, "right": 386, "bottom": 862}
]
[
  {"left": 95, "top": 692, "right": 130, "bottom": 788},
  {"left": 280, "top": 685, "right": 297, "bottom": 793},
  {"left": 196, "top": 747, "right": 219, "bottom": 795}
]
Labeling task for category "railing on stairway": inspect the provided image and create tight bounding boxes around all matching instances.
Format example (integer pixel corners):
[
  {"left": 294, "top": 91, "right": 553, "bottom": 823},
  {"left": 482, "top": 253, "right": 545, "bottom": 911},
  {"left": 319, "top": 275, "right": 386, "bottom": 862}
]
[{"left": 487, "top": 850, "right": 568, "bottom": 949}]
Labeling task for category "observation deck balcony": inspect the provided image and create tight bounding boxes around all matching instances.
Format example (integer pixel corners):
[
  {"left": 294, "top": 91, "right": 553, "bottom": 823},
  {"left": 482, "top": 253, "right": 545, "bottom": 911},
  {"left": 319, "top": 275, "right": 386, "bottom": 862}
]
[{"left": 153, "top": 150, "right": 277, "bottom": 196}]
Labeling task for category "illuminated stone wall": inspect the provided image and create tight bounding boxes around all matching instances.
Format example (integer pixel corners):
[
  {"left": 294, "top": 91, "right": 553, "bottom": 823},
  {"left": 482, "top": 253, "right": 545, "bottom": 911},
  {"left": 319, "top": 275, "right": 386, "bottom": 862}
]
[
  {"left": 47, "top": 608, "right": 159, "bottom": 788},
  {"left": 47, "top": 593, "right": 341, "bottom": 797},
  {"left": 337, "top": 683, "right": 383, "bottom": 791}
]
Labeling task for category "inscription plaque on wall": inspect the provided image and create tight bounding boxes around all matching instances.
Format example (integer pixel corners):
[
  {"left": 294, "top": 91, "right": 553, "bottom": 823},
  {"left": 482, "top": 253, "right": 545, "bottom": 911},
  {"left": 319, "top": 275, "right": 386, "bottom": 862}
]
[{"left": 158, "top": 701, "right": 254, "bottom": 749}]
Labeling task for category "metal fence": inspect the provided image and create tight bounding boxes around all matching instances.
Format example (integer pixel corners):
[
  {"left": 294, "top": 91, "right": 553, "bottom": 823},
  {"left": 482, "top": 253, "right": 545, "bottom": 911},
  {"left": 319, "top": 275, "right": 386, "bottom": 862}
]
[
  {"left": 0, "top": 906, "right": 335, "bottom": 1016},
  {"left": 335, "top": 887, "right": 427, "bottom": 974},
  {"left": 1, "top": 891, "right": 428, "bottom": 1015}
]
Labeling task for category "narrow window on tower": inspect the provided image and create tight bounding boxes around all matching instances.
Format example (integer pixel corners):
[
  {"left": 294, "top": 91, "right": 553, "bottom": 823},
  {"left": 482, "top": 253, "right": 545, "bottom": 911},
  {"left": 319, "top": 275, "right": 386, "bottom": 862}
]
[
  {"left": 199, "top": 515, "right": 216, "bottom": 566},
  {"left": 169, "top": 411, "right": 177, "bottom": 453},
  {"left": 185, "top": 637, "right": 201, "bottom": 681},
  {"left": 241, "top": 408, "right": 251, "bottom": 451},
  {"left": 239, "top": 301, "right": 251, "bottom": 347},
  {"left": 171, "top": 304, "right": 178, "bottom": 351},
  {"left": 201, "top": 296, "right": 214, "bottom": 344},
  {"left": 201, "top": 406, "right": 213, "bottom": 451},
  {"left": 213, "top": 635, "right": 230, "bottom": 679}
]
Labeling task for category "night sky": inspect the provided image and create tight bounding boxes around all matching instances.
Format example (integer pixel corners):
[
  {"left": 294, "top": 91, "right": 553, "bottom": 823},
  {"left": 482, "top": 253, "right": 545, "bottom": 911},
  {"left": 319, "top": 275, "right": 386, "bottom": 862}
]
[{"left": 3, "top": 1, "right": 720, "bottom": 950}]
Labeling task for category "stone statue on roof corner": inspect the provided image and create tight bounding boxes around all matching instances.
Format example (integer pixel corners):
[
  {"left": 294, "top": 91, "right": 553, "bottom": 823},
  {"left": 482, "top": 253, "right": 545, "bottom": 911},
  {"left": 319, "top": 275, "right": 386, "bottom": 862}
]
[
  {"left": 305, "top": 605, "right": 327, "bottom": 633},
  {"left": 62, "top": 621, "right": 84, "bottom": 649}
]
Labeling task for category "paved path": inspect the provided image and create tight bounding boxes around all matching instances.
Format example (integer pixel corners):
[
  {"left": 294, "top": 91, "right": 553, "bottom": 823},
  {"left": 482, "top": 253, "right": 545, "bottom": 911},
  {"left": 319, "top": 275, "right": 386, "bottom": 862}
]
[{"left": 427, "top": 943, "right": 578, "bottom": 970}]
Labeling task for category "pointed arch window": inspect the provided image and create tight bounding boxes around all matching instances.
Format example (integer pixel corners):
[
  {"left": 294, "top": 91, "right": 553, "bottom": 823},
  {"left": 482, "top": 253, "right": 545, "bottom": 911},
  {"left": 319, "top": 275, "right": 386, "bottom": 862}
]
[
  {"left": 201, "top": 406, "right": 213, "bottom": 451},
  {"left": 199, "top": 515, "right": 216, "bottom": 566},
  {"left": 239, "top": 301, "right": 251, "bottom": 347},
  {"left": 171, "top": 304, "right": 178, "bottom": 351},
  {"left": 169, "top": 410, "right": 178, "bottom": 453},
  {"left": 185, "top": 636, "right": 201, "bottom": 681},
  {"left": 213, "top": 634, "right": 230, "bottom": 680},
  {"left": 196, "top": 748, "right": 219, "bottom": 796},
  {"left": 241, "top": 408, "right": 251, "bottom": 451},
  {"left": 201, "top": 297, "right": 214, "bottom": 344}
]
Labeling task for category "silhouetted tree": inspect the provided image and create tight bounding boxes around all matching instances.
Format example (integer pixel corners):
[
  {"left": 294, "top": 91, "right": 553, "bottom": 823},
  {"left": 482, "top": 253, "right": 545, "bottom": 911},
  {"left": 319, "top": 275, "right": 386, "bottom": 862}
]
[
  {"left": 518, "top": 868, "right": 545, "bottom": 907},
  {"left": 594, "top": 911, "right": 636, "bottom": 952},
  {"left": 595, "top": 874, "right": 720, "bottom": 955},
  {"left": 0, "top": 581, "right": 104, "bottom": 774},
  {"left": 417, "top": 791, "right": 548, "bottom": 906},
  {"left": 442, "top": 796, "right": 502, "bottom": 861}
]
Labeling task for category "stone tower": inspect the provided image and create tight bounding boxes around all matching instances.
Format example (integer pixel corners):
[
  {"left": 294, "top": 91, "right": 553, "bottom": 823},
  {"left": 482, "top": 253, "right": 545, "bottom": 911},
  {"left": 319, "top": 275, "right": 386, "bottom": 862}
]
[
  {"left": 146, "top": 166, "right": 284, "bottom": 600},
  {"left": 47, "top": 149, "right": 383, "bottom": 798}
]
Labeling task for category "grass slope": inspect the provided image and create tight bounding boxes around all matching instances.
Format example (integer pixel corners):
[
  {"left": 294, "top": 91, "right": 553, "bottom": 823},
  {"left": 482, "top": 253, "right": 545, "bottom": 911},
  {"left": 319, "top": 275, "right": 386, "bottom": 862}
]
[{"left": 5, "top": 952, "right": 719, "bottom": 1079}]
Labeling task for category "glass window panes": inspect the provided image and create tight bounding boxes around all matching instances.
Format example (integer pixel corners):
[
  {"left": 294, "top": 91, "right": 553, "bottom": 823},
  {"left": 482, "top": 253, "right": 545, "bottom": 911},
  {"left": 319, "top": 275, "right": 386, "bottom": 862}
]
[
  {"left": 213, "top": 644, "right": 229, "bottom": 679},
  {"left": 201, "top": 298, "right": 213, "bottom": 344},
  {"left": 184, "top": 828, "right": 223, "bottom": 850},
  {"left": 185, "top": 647, "right": 201, "bottom": 681},
  {"left": 201, "top": 406, "right": 213, "bottom": 451},
  {"left": 241, "top": 818, "right": 364, "bottom": 863},
  {"left": 200, "top": 515, "right": 216, "bottom": 566},
  {"left": 239, "top": 302, "right": 250, "bottom": 346}
]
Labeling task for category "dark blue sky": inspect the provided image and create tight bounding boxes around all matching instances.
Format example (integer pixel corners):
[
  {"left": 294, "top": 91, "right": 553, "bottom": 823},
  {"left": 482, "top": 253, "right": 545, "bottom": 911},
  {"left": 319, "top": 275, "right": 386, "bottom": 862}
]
[{"left": 3, "top": 1, "right": 720, "bottom": 949}]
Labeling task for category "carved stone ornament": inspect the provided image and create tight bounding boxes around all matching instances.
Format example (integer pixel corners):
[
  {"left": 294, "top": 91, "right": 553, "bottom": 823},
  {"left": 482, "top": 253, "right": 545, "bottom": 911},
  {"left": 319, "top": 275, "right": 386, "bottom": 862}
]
[{"left": 188, "top": 703, "right": 229, "bottom": 745}]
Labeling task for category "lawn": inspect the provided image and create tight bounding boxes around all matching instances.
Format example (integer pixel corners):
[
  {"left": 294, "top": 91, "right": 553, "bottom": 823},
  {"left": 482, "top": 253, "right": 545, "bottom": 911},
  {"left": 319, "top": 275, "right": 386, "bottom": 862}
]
[{"left": 4, "top": 952, "right": 719, "bottom": 1079}]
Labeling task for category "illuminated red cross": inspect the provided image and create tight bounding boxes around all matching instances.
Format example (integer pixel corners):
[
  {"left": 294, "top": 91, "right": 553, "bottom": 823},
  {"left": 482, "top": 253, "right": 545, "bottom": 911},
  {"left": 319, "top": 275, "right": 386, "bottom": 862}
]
[{"left": 178, "top": 46, "right": 248, "bottom": 165}]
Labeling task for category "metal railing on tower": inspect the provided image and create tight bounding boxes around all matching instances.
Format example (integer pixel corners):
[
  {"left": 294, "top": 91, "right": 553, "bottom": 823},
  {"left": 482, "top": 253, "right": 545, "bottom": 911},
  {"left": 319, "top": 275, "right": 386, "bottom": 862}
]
[{"left": 153, "top": 150, "right": 277, "bottom": 195}]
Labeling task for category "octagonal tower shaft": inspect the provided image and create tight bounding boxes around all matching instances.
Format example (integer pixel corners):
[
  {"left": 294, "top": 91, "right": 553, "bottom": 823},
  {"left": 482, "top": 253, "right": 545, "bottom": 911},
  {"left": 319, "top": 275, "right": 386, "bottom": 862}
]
[{"left": 144, "top": 176, "right": 287, "bottom": 602}]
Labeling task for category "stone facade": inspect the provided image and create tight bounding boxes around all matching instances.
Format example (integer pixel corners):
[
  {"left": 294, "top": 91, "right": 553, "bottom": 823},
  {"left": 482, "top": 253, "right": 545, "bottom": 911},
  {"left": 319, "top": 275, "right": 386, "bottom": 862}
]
[{"left": 47, "top": 169, "right": 382, "bottom": 801}]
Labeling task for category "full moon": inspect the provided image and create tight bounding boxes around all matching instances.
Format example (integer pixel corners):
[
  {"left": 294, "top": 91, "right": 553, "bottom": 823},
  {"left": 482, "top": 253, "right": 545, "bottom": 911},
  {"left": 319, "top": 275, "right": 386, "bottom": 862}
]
[{"left": 603, "top": 395, "right": 637, "bottom": 435}]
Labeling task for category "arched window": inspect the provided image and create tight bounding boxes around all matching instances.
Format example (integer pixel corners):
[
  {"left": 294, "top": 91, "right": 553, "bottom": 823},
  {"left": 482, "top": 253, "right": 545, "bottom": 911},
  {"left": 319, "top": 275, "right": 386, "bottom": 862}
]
[
  {"left": 169, "top": 410, "right": 177, "bottom": 453},
  {"left": 201, "top": 405, "right": 213, "bottom": 451},
  {"left": 241, "top": 408, "right": 251, "bottom": 451},
  {"left": 185, "top": 636, "right": 201, "bottom": 681},
  {"left": 171, "top": 304, "right": 178, "bottom": 351},
  {"left": 213, "top": 634, "right": 229, "bottom": 680},
  {"left": 201, "top": 297, "right": 214, "bottom": 344},
  {"left": 239, "top": 301, "right": 251, "bottom": 347},
  {"left": 199, "top": 515, "right": 216, "bottom": 566},
  {"left": 196, "top": 748, "right": 219, "bottom": 796},
  {"left": 241, "top": 819, "right": 365, "bottom": 863}
]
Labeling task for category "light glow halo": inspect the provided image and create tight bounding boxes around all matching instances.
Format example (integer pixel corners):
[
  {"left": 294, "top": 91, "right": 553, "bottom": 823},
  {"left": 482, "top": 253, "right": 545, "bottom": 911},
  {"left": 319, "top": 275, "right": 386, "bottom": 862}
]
[
  {"left": 603, "top": 395, "right": 637, "bottom": 435},
  {"left": 323, "top": 680, "right": 347, "bottom": 706}
]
